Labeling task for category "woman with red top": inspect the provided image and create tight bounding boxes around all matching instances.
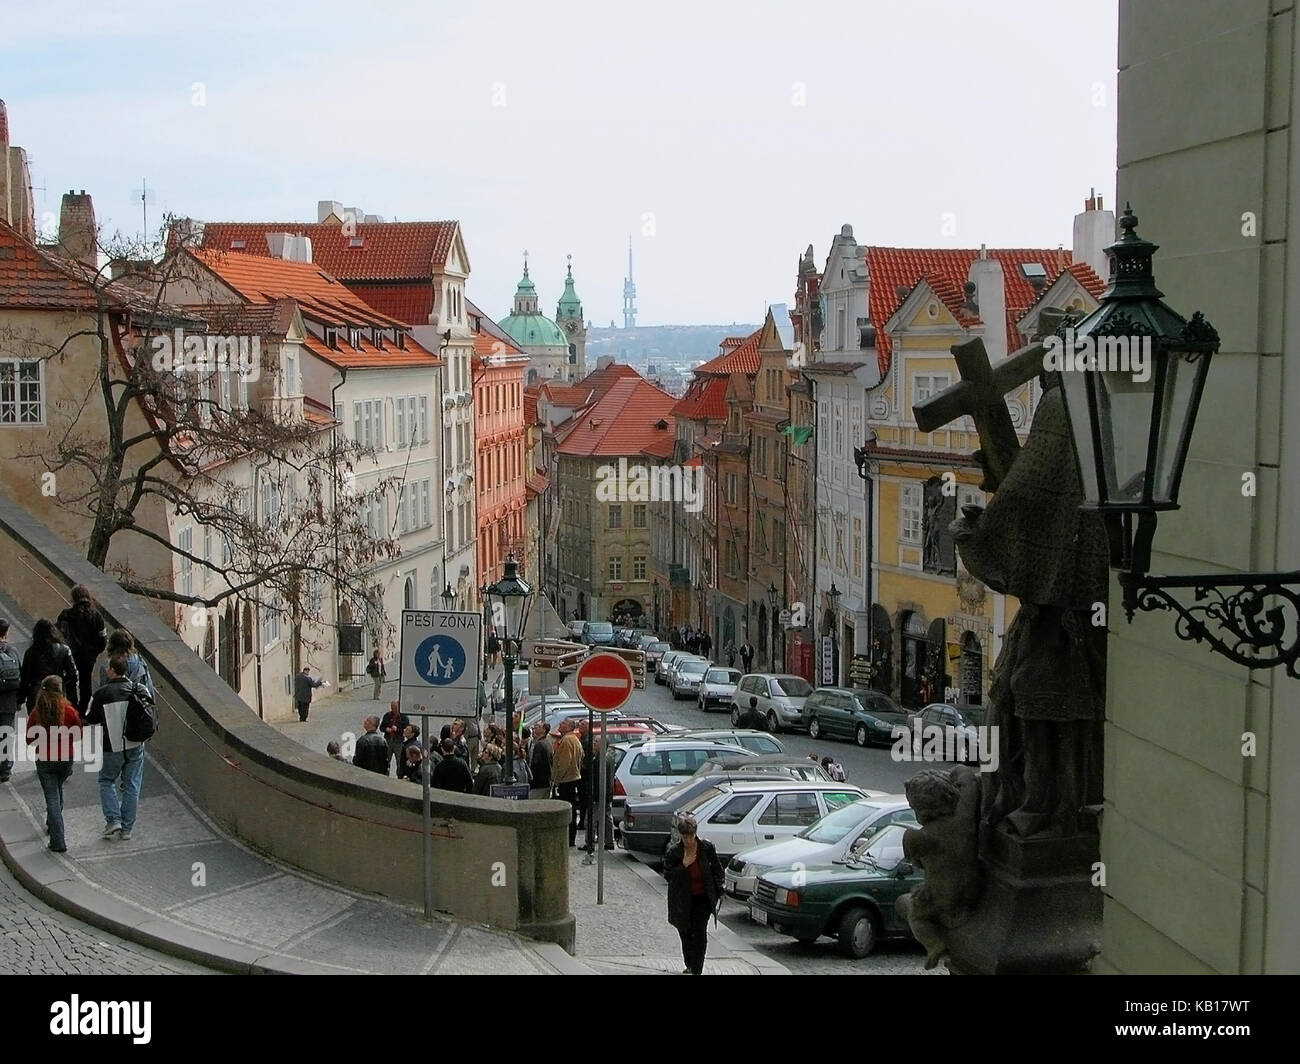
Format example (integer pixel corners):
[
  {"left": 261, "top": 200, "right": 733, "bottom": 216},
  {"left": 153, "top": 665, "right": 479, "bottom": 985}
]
[
  {"left": 662, "top": 813, "right": 725, "bottom": 974},
  {"left": 26, "top": 674, "right": 82, "bottom": 853}
]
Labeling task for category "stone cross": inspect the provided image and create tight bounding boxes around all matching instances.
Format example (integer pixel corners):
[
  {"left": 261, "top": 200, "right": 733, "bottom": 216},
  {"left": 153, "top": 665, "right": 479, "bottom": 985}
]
[{"left": 913, "top": 337, "right": 1047, "bottom": 493}]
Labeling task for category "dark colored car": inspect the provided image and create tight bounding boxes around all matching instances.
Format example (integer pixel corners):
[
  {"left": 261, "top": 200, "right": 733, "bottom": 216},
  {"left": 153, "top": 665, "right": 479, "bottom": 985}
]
[
  {"left": 803, "top": 687, "right": 909, "bottom": 747},
  {"left": 748, "top": 823, "right": 923, "bottom": 958}
]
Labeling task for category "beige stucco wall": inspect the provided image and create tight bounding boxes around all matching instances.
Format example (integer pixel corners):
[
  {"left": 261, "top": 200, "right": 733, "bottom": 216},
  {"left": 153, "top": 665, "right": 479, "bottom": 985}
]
[{"left": 1103, "top": 0, "right": 1298, "bottom": 973}]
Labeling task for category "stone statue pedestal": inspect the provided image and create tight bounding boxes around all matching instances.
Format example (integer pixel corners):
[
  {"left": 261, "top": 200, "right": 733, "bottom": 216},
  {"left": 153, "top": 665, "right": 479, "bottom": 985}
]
[{"left": 943, "top": 823, "right": 1102, "bottom": 975}]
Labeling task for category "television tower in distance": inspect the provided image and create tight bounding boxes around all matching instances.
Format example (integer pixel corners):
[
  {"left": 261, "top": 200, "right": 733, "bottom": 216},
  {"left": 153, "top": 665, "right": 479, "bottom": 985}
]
[{"left": 623, "top": 236, "right": 637, "bottom": 329}]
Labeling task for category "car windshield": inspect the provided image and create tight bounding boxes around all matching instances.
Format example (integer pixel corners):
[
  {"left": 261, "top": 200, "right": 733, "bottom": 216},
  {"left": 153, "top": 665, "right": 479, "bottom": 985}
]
[
  {"left": 800, "top": 801, "right": 882, "bottom": 844},
  {"left": 649, "top": 642, "right": 670, "bottom": 652},
  {"left": 849, "top": 823, "right": 906, "bottom": 864},
  {"left": 677, "top": 787, "right": 723, "bottom": 817},
  {"left": 855, "top": 692, "right": 904, "bottom": 716},
  {"left": 679, "top": 661, "right": 708, "bottom": 675},
  {"left": 773, "top": 677, "right": 813, "bottom": 697},
  {"left": 587, "top": 623, "right": 613, "bottom": 635},
  {"left": 706, "top": 669, "right": 740, "bottom": 684}
]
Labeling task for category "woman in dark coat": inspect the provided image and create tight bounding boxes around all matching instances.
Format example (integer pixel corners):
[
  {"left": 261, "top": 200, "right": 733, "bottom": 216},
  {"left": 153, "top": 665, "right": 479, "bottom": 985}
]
[
  {"left": 19, "top": 618, "right": 80, "bottom": 712},
  {"left": 662, "top": 813, "right": 725, "bottom": 975},
  {"left": 55, "top": 585, "right": 106, "bottom": 714}
]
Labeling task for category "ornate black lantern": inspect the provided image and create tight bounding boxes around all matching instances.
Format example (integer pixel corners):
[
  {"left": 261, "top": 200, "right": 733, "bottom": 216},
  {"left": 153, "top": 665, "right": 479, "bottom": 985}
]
[{"left": 1058, "top": 205, "right": 1299, "bottom": 677}]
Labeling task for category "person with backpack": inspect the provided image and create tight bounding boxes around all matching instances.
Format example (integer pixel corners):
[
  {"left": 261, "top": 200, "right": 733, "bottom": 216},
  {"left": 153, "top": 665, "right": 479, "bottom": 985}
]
[
  {"left": 97, "top": 629, "right": 155, "bottom": 701},
  {"left": 365, "top": 648, "right": 386, "bottom": 700},
  {"left": 20, "top": 618, "right": 80, "bottom": 714},
  {"left": 26, "top": 674, "right": 82, "bottom": 853},
  {"left": 0, "top": 619, "right": 22, "bottom": 783},
  {"left": 740, "top": 640, "right": 755, "bottom": 674},
  {"left": 56, "top": 584, "right": 107, "bottom": 715},
  {"left": 84, "top": 654, "right": 154, "bottom": 841}
]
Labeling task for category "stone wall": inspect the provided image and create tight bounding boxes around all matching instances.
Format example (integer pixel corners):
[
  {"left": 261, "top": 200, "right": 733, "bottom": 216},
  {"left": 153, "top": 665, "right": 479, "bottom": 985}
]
[{"left": 0, "top": 495, "right": 575, "bottom": 950}]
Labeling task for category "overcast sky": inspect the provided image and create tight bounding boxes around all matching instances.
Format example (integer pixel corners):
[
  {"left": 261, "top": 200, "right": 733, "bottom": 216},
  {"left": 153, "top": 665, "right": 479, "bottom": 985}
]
[{"left": 3, "top": 0, "right": 1118, "bottom": 326}]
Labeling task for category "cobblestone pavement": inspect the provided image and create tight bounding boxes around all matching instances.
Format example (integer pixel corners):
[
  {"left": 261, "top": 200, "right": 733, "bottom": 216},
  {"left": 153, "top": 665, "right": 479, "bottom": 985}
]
[{"left": 0, "top": 852, "right": 212, "bottom": 974}]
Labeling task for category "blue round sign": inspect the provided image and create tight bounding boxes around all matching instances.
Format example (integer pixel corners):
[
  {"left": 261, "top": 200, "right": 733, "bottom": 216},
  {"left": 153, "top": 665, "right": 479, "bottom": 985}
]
[{"left": 414, "top": 635, "right": 467, "bottom": 685}]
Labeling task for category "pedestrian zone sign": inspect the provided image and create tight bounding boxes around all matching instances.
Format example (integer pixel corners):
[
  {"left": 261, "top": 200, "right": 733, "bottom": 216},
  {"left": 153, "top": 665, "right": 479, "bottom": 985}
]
[{"left": 400, "top": 610, "right": 481, "bottom": 722}]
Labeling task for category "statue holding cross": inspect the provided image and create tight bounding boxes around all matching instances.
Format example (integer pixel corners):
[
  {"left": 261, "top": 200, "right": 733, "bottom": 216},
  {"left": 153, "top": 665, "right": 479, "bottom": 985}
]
[{"left": 911, "top": 316, "right": 1108, "bottom": 839}]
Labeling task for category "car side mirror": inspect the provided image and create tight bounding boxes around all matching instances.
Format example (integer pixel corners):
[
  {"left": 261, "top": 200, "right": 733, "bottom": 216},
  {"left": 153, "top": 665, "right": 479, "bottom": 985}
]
[{"left": 896, "top": 860, "right": 914, "bottom": 877}]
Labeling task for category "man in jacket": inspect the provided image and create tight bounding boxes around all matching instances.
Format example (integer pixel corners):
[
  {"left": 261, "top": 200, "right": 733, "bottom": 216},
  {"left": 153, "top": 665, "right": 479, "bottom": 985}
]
[
  {"left": 84, "top": 655, "right": 151, "bottom": 841},
  {"left": 56, "top": 585, "right": 107, "bottom": 714},
  {"left": 365, "top": 649, "right": 386, "bottom": 700},
  {"left": 528, "top": 721, "right": 554, "bottom": 800},
  {"left": 294, "top": 666, "right": 328, "bottom": 722},
  {"left": 0, "top": 619, "right": 20, "bottom": 783},
  {"left": 662, "top": 813, "right": 725, "bottom": 975},
  {"left": 352, "top": 715, "right": 390, "bottom": 775},
  {"left": 379, "top": 700, "right": 409, "bottom": 774},
  {"left": 431, "top": 738, "right": 473, "bottom": 793},
  {"left": 552, "top": 722, "right": 583, "bottom": 846}
]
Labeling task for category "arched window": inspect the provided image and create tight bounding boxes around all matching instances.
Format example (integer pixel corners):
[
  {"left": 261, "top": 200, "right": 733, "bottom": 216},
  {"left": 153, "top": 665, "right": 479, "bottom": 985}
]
[{"left": 404, "top": 575, "right": 416, "bottom": 610}]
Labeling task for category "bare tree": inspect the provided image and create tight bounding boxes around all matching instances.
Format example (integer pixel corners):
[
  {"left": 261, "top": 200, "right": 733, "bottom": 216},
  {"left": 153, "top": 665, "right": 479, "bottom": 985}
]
[{"left": 4, "top": 217, "right": 404, "bottom": 657}]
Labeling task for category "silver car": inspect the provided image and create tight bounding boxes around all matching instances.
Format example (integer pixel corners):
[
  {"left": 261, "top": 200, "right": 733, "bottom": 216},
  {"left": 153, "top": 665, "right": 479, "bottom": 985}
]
[
  {"left": 670, "top": 658, "right": 711, "bottom": 699},
  {"left": 723, "top": 796, "right": 915, "bottom": 900},
  {"left": 697, "top": 666, "right": 741, "bottom": 711},
  {"left": 655, "top": 650, "right": 690, "bottom": 685},
  {"left": 611, "top": 738, "right": 752, "bottom": 824},
  {"left": 730, "top": 673, "right": 815, "bottom": 733}
]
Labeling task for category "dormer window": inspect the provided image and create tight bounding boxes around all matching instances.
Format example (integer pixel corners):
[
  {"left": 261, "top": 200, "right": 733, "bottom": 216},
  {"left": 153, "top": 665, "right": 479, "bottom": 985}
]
[
  {"left": 325, "top": 328, "right": 338, "bottom": 350},
  {"left": 347, "top": 237, "right": 364, "bottom": 249},
  {"left": 230, "top": 239, "right": 245, "bottom": 250},
  {"left": 348, "top": 327, "right": 361, "bottom": 348},
  {"left": 396, "top": 332, "right": 406, "bottom": 350}
]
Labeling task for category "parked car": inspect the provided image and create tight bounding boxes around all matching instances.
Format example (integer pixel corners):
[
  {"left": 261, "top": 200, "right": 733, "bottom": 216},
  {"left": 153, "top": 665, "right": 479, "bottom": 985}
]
[
  {"left": 670, "top": 778, "right": 875, "bottom": 864},
  {"left": 678, "top": 728, "right": 785, "bottom": 756},
  {"left": 582, "top": 621, "right": 616, "bottom": 646},
  {"left": 802, "top": 687, "right": 910, "bottom": 747},
  {"left": 670, "top": 657, "right": 712, "bottom": 699},
  {"left": 514, "top": 684, "right": 574, "bottom": 718},
  {"left": 567, "top": 619, "right": 587, "bottom": 641},
  {"left": 610, "top": 739, "right": 750, "bottom": 825},
  {"left": 748, "top": 823, "right": 922, "bottom": 958},
  {"left": 655, "top": 650, "right": 691, "bottom": 685},
  {"left": 730, "top": 674, "right": 814, "bottom": 733},
  {"left": 624, "top": 763, "right": 834, "bottom": 861},
  {"left": 665, "top": 654, "right": 708, "bottom": 692},
  {"left": 697, "top": 666, "right": 741, "bottom": 712},
  {"left": 724, "top": 796, "right": 916, "bottom": 900},
  {"left": 910, "top": 703, "right": 983, "bottom": 764},
  {"left": 637, "top": 634, "right": 660, "bottom": 652},
  {"left": 644, "top": 641, "right": 672, "bottom": 669}
]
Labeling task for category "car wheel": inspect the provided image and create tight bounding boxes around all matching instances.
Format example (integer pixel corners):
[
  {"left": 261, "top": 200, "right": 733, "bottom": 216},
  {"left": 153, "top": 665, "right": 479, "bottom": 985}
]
[
  {"left": 766, "top": 710, "right": 780, "bottom": 734},
  {"left": 808, "top": 717, "right": 821, "bottom": 739},
  {"left": 837, "top": 906, "right": 879, "bottom": 959},
  {"left": 855, "top": 723, "right": 868, "bottom": 747},
  {"left": 731, "top": 706, "right": 741, "bottom": 727}
]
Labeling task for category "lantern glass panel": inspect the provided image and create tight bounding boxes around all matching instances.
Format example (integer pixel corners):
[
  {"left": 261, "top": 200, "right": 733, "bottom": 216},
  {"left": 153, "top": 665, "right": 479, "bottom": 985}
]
[
  {"left": 1095, "top": 360, "right": 1157, "bottom": 505},
  {"left": 1059, "top": 367, "right": 1101, "bottom": 505},
  {"left": 1152, "top": 350, "right": 1209, "bottom": 505}
]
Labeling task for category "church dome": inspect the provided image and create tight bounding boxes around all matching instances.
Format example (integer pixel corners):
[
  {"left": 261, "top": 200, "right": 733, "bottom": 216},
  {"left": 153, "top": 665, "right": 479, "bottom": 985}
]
[
  {"left": 499, "top": 257, "right": 569, "bottom": 350},
  {"left": 556, "top": 259, "right": 582, "bottom": 321}
]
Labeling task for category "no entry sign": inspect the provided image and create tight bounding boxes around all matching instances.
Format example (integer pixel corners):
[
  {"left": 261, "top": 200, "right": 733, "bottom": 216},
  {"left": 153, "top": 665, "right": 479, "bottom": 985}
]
[{"left": 574, "top": 652, "right": 635, "bottom": 713}]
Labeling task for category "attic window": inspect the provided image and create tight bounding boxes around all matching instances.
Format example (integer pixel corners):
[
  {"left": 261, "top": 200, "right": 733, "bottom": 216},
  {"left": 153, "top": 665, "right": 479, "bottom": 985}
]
[
  {"left": 347, "top": 237, "right": 364, "bottom": 249},
  {"left": 325, "top": 327, "right": 338, "bottom": 350},
  {"left": 230, "top": 239, "right": 245, "bottom": 250},
  {"left": 1019, "top": 262, "right": 1047, "bottom": 282},
  {"left": 348, "top": 327, "right": 361, "bottom": 348},
  {"left": 396, "top": 333, "right": 406, "bottom": 349},
  {"left": 655, "top": 418, "right": 669, "bottom": 430}
]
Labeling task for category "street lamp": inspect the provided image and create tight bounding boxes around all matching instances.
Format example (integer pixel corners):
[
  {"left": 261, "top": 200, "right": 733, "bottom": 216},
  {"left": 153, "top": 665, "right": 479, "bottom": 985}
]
[
  {"left": 853, "top": 432, "right": 877, "bottom": 686},
  {"left": 441, "top": 583, "right": 456, "bottom": 610},
  {"left": 826, "top": 582, "right": 841, "bottom": 686},
  {"left": 767, "top": 583, "right": 779, "bottom": 670},
  {"left": 483, "top": 555, "right": 534, "bottom": 783},
  {"left": 1056, "top": 207, "right": 1298, "bottom": 678},
  {"left": 653, "top": 580, "right": 661, "bottom": 635}
]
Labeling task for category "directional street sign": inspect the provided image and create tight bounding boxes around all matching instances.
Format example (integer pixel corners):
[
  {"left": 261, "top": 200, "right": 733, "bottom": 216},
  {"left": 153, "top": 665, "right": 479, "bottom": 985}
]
[
  {"left": 399, "top": 610, "right": 482, "bottom": 722},
  {"left": 574, "top": 652, "right": 636, "bottom": 713}
]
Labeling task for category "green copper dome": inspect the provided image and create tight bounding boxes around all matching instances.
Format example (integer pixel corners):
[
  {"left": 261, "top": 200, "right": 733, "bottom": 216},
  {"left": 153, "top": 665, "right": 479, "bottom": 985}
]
[{"left": 498, "top": 311, "right": 568, "bottom": 349}]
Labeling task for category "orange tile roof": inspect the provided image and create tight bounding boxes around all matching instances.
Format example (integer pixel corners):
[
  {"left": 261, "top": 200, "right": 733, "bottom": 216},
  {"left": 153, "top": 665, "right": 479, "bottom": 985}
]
[
  {"left": 526, "top": 471, "right": 549, "bottom": 498},
  {"left": 189, "top": 249, "right": 440, "bottom": 369},
  {"left": 578, "top": 359, "right": 641, "bottom": 399},
  {"left": 523, "top": 391, "right": 538, "bottom": 426},
  {"left": 556, "top": 376, "right": 678, "bottom": 459},
  {"left": 345, "top": 281, "right": 431, "bottom": 325},
  {"left": 867, "top": 246, "right": 1073, "bottom": 373},
  {"left": 0, "top": 220, "right": 119, "bottom": 310},
  {"left": 468, "top": 298, "right": 525, "bottom": 357},
  {"left": 1064, "top": 261, "right": 1106, "bottom": 298},
  {"left": 541, "top": 383, "right": 595, "bottom": 407},
  {"left": 197, "top": 221, "right": 458, "bottom": 280},
  {"left": 672, "top": 376, "right": 729, "bottom": 421},
  {"left": 693, "top": 328, "right": 762, "bottom": 376}
]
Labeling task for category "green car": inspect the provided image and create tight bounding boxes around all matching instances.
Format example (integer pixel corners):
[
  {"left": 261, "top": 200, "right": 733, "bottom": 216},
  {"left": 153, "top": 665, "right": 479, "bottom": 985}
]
[{"left": 747, "top": 823, "right": 922, "bottom": 957}]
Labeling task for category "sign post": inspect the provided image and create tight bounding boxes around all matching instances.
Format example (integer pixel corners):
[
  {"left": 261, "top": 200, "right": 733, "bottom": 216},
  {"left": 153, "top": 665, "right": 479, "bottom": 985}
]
[{"left": 574, "top": 653, "right": 636, "bottom": 904}]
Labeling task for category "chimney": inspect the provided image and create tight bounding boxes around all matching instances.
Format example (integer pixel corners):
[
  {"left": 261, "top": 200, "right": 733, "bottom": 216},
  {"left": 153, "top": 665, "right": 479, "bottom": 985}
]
[
  {"left": 317, "top": 200, "right": 344, "bottom": 223},
  {"left": 597, "top": 355, "right": 615, "bottom": 370},
  {"left": 0, "top": 100, "right": 36, "bottom": 241},
  {"left": 266, "top": 232, "right": 312, "bottom": 263},
  {"left": 967, "top": 250, "right": 1007, "bottom": 362},
  {"left": 58, "top": 190, "right": 97, "bottom": 267},
  {"left": 1073, "top": 187, "right": 1116, "bottom": 283}
]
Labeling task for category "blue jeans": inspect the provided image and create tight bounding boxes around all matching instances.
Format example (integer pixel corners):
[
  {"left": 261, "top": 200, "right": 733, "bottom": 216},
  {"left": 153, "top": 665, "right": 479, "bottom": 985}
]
[
  {"left": 99, "top": 745, "right": 146, "bottom": 831},
  {"left": 36, "top": 760, "right": 73, "bottom": 849}
]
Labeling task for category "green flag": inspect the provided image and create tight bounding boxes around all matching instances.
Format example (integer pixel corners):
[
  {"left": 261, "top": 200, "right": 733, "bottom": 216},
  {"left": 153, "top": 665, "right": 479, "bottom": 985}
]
[{"left": 782, "top": 424, "right": 814, "bottom": 446}]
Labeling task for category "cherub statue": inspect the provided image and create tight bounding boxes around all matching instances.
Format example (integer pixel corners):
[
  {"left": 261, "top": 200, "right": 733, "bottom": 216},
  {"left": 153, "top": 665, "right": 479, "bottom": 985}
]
[{"left": 896, "top": 766, "right": 982, "bottom": 970}]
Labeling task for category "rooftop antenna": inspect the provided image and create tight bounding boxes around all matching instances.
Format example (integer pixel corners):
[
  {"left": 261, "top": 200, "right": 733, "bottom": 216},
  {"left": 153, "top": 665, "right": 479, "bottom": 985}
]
[{"left": 131, "top": 178, "right": 157, "bottom": 241}]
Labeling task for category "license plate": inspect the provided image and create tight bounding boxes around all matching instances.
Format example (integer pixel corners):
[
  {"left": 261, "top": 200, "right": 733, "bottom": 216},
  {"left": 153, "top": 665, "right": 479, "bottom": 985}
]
[{"left": 749, "top": 906, "right": 768, "bottom": 926}]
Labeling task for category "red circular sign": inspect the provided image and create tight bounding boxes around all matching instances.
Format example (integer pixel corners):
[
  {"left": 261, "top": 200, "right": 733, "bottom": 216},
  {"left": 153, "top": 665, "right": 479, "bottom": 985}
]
[{"left": 574, "top": 652, "right": 636, "bottom": 713}]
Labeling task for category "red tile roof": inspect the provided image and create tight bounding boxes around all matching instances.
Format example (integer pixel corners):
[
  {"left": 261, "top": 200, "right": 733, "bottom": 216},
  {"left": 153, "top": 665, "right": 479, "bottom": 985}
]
[
  {"left": 523, "top": 391, "right": 538, "bottom": 426},
  {"left": 189, "top": 249, "right": 440, "bottom": 370},
  {"left": 467, "top": 298, "right": 524, "bottom": 356},
  {"left": 1064, "top": 261, "right": 1106, "bottom": 298},
  {"left": 542, "top": 383, "right": 596, "bottom": 407},
  {"left": 694, "top": 328, "right": 762, "bottom": 376},
  {"left": 526, "top": 471, "right": 549, "bottom": 498},
  {"left": 867, "top": 246, "right": 1073, "bottom": 374},
  {"left": 672, "top": 377, "right": 729, "bottom": 422},
  {"left": 556, "top": 377, "right": 677, "bottom": 459},
  {"left": 196, "top": 221, "right": 459, "bottom": 280},
  {"left": 0, "top": 220, "right": 118, "bottom": 310},
  {"left": 346, "top": 281, "right": 431, "bottom": 325}
]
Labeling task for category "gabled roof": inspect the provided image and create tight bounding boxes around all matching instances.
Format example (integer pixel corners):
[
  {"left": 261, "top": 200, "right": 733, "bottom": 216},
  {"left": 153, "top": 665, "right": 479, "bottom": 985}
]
[
  {"left": 0, "top": 220, "right": 122, "bottom": 311},
  {"left": 866, "top": 246, "right": 1073, "bottom": 372},
  {"left": 555, "top": 376, "right": 677, "bottom": 459},
  {"left": 693, "top": 327, "right": 762, "bottom": 377},
  {"left": 1063, "top": 260, "right": 1106, "bottom": 299},
  {"left": 197, "top": 221, "right": 459, "bottom": 280},
  {"left": 542, "top": 383, "right": 596, "bottom": 407},
  {"left": 672, "top": 376, "right": 729, "bottom": 422},
  {"left": 345, "top": 281, "right": 432, "bottom": 324}
]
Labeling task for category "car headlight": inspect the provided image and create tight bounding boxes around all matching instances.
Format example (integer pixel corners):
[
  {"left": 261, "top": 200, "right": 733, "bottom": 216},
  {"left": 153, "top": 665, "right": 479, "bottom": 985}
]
[{"left": 775, "top": 888, "right": 800, "bottom": 907}]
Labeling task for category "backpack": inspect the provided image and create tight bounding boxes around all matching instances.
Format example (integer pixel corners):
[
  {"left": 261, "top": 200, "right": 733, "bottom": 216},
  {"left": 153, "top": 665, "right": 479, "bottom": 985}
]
[
  {"left": 123, "top": 683, "right": 159, "bottom": 743},
  {"left": 0, "top": 642, "right": 20, "bottom": 693},
  {"left": 829, "top": 762, "right": 847, "bottom": 782},
  {"left": 366, "top": 659, "right": 379, "bottom": 677}
]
